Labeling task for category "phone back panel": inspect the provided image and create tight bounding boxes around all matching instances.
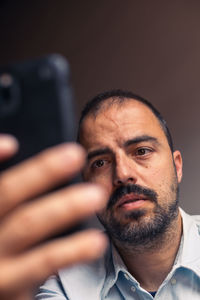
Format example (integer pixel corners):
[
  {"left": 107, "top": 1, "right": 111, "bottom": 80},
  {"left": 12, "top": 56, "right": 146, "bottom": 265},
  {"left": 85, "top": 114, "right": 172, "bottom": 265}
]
[{"left": 0, "top": 54, "right": 76, "bottom": 170}]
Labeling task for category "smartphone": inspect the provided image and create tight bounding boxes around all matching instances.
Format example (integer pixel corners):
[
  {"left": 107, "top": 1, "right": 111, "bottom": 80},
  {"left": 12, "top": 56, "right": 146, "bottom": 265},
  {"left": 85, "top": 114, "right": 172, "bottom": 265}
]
[
  {"left": 0, "top": 54, "right": 76, "bottom": 171},
  {"left": 0, "top": 54, "right": 100, "bottom": 234},
  {"left": 0, "top": 54, "right": 83, "bottom": 237}
]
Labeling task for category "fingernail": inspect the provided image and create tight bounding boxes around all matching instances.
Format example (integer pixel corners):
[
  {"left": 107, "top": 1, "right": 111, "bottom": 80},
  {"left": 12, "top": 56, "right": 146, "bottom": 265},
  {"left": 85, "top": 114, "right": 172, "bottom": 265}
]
[
  {"left": 84, "top": 184, "right": 108, "bottom": 208},
  {"left": 0, "top": 134, "right": 18, "bottom": 151},
  {"left": 88, "top": 231, "right": 108, "bottom": 254},
  {"left": 57, "top": 143, "right": 86, "bottom": 163}
]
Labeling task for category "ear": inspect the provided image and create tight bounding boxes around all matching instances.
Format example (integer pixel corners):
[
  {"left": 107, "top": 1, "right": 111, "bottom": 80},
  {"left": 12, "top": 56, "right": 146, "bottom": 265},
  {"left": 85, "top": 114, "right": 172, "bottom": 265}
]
[{"left": 173, "top": 150, "right": 183, "bottom": 183}]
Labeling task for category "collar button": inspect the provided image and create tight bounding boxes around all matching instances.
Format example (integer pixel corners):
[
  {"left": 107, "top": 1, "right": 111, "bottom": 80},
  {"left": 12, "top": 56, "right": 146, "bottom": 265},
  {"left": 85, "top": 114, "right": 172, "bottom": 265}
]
[
  {"left": 171, "top": 278, "right": 177, "bottom": 285},
  {"left": 131, "top": 286, "right": 136, "bottom": 292}
]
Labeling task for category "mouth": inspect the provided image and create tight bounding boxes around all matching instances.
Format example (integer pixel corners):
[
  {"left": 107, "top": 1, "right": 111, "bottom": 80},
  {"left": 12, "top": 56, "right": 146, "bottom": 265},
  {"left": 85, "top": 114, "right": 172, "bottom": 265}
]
[{"left": 116, "top": 193, "right": 150, "bottom": 210}]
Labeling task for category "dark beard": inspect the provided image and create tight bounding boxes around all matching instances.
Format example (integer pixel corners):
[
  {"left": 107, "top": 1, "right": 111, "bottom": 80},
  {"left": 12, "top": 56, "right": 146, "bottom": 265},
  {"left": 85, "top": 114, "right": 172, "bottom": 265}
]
[{"left": 98, "top": 183, "right": 179, "bottom": 247}]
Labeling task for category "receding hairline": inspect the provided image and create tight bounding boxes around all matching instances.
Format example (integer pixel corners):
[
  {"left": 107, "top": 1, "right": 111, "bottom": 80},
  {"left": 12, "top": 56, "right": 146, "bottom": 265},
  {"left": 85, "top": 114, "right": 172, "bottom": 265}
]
[
  {"left": 79, "top": 97, "right": 164, "bottom": 144},
  {"left": 77, "top": 91, "right": 174, "bottom": 152},
  {"left": 81, "top": 96, "right": 156, "bottom": 120}
]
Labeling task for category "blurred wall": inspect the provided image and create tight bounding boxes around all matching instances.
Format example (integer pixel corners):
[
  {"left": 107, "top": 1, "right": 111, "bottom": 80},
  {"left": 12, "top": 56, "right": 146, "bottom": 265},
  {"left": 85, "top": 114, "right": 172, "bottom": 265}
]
[{"left": 0, "top": 0, "right": 200, "bottom": 214}]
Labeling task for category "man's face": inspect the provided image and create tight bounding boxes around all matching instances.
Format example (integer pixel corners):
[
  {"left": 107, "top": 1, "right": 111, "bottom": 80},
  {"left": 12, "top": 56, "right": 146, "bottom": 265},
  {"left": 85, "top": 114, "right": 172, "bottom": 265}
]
[{"left": 80, "top": 99, "right": 182, "bottom": 246}]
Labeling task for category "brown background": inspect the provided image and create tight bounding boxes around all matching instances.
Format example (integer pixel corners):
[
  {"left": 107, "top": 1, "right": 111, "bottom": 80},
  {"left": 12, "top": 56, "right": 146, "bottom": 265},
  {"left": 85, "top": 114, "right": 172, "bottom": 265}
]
[{"left": 1, "top": 0, "right": 200, "bottom": 214}]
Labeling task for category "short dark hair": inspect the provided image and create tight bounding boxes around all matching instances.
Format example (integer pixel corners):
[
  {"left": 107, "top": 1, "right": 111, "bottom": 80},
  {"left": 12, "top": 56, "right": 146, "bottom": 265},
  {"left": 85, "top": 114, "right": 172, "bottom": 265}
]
[{"left": 78, "top": 89, "right": 174, "bottom": 152}]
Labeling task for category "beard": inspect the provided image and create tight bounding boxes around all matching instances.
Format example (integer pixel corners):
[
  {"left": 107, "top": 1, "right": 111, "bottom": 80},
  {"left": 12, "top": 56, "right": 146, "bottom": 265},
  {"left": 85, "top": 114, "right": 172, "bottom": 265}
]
[{"left": 97, "top": 179, "right": 179, "bottom": 248}]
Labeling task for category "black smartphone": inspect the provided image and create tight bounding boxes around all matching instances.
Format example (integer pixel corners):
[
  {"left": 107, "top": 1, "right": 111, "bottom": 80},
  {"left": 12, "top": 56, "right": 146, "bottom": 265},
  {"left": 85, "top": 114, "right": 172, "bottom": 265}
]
[
  {"left": 0, "top": 54, "right": 76, "bottom": 171},
  {"left": 0, "top": 54, "right": 84, "bottom": 237}
]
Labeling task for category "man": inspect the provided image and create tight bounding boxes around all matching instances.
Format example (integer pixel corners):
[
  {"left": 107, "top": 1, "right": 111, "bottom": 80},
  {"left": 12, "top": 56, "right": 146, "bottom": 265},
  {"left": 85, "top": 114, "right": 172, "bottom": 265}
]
[
  {"left": 0, "top": 136, "right": 107, "bottom": 300},
  {"left": 37, "top": 90, "right": 200, "bottom": 299}
]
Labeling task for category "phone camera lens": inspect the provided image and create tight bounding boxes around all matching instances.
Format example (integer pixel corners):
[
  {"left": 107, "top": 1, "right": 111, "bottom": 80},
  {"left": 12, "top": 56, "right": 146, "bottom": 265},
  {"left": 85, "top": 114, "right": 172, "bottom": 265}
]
[
  {"left": 0, "top": 74, "right": 13, "bottom": 105},
  {"left": 0, "top": 73, "right": 13, "bottom": 87},
  {"left": 0, "top": 73, "right": 20, "bottom": 117}
]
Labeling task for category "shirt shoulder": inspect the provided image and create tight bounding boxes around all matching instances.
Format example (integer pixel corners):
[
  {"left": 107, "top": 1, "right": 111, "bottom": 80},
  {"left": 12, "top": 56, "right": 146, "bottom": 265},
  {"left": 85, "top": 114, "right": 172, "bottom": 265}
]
[
  {"left": 37, "top": 245, "right": 111, "bottom": 300},
  {"left": 180, "top": 208, "right": 200, "bottom": 230}
]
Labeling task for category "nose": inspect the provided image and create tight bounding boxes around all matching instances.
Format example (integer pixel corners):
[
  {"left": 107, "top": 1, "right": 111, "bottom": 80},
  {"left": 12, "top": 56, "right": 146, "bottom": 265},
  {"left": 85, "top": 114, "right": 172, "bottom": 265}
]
[{"left": 113, "top": 152, "right": 137, "bottom": 187}]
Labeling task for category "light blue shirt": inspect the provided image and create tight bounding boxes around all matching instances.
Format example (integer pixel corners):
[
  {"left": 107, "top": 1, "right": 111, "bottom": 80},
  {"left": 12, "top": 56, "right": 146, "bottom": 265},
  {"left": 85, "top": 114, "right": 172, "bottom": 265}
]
[{"left": 36, "top": 209, "right": 200, "bottom": 299}]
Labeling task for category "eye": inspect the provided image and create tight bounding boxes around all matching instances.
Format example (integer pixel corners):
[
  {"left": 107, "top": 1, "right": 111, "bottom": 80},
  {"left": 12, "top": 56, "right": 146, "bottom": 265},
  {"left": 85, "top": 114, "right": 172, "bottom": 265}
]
[
  {"left": 135, "top": 147, "right": 152, "bottom": 156},
  {"left": 91, "top": 159, "right": 105, "bottom": 169}
]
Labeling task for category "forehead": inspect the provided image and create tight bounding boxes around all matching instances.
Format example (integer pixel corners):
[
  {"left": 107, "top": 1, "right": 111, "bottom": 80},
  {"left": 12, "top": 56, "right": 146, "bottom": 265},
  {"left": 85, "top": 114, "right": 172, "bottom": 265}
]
[{"left": 79, "top": 99, "right": 167, "bottom": 148}]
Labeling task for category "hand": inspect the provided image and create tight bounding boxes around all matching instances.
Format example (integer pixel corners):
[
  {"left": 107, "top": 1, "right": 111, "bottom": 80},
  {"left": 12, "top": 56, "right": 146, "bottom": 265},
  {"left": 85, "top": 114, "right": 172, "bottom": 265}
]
[{"left": 0, "top": 134, "right": 107, "bottom": 300}]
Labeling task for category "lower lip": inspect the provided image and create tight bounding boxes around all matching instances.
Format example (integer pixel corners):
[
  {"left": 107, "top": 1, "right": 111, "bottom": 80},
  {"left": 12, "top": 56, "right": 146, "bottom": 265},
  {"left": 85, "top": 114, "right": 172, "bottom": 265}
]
[{"left": 119, "top": 200, "right": 147, "bottom": 210}]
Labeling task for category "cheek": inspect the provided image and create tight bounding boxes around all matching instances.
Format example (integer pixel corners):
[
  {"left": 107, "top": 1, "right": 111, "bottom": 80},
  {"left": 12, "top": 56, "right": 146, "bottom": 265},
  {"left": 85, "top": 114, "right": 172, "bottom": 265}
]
[
  {"left": 139, "top": 163, "right": 164, "bottom": 186},
  {"left": 144, "top": 162, "right": 175, "bottom": 191},
  {"left": 94, "top": 174, "right": 113, "bottom": 193},
  {"left": 148, "top": 164, "right": 178, "bottom": 200},
  {"left": 149, "top": 155, "right": 175, "bottom": 180},
  {"left": 151, "top": 166, "right": 167, "bottom": 180}
]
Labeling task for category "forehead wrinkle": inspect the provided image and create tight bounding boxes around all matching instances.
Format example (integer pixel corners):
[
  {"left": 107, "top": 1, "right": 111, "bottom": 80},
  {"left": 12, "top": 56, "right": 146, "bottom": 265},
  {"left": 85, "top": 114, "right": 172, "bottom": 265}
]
[
  {"left": 124, "top": 135, "right": 161, "bottom": 148},
  {"left": 80, "top": 100, "right": 169, "bottom": 151},
  {"left": 95, "top": 105, "right": 122, "bottom": 131},
  {"left": 85, "top": 98, "right": 133, "bottom": 134}
]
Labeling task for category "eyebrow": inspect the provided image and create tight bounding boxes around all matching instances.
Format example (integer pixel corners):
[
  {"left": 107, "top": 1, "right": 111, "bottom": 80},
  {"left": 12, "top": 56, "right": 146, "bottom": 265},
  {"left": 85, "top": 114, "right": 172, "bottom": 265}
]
[
  {"left": 124, "top": 135, "right": 160, "bottom": 147},
  {"left": 87, "top": 135, "right": 160, "bottom": 161},
  {"left": 87, "top": 147, "right": 113, "bottom": 161}
]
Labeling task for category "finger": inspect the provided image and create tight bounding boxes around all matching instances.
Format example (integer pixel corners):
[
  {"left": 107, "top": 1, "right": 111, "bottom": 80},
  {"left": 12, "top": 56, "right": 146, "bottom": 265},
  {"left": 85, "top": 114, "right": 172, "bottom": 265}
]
[
  {"left": 0, "top": 135, "right": 18, "bottom": 161},
  {"left": 0, "top": 230, "right": 107, "bottom": 298},
  {"left": 0, "top": 143, "right": 86, "bottom": 217},
  {"left": 1, "top": 290, "right": 32, "bottom": 300},
  {"left": 0, "top": 184, "right": 107, "bottom": 254}
]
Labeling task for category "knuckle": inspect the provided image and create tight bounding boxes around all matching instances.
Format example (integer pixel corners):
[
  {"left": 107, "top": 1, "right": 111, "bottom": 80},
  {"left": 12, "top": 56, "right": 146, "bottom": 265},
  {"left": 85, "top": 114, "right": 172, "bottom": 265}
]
[
  {"left": 40, "top": 248, "right": 58, "bottom": 274},
  {"left": 8, "top": 208, "right": 36, "bottom": 243},
  {"left": 16, "top": 209, "right": 36, "bottom": 234},
  {"left": 0, "top": 174, "right": 14, "bottom": 209}
]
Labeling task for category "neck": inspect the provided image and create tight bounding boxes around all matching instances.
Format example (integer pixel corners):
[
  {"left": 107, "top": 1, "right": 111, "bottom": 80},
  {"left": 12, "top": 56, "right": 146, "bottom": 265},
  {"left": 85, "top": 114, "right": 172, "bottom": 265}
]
[{"left": 113, "top": 212, "right": 182, "bottom": 292}]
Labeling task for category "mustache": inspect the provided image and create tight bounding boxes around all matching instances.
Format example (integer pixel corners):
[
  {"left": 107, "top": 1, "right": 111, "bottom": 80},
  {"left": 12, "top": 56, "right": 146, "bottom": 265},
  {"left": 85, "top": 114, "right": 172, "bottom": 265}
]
[{"left": 107, "top": 184, "right": 158, "bottom": 209}]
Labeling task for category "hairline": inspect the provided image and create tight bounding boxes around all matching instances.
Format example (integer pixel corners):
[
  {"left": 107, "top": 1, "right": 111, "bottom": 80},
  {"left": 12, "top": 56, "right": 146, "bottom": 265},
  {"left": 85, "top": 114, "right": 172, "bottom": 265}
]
[{"left": 78, "top": 94, "right": 174, "bottom": 152}]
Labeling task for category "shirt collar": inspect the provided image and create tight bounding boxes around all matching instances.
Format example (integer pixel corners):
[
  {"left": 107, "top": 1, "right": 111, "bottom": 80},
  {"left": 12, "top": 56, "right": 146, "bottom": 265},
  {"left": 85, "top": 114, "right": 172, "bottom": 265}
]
[
  {"left": 175, "top": 208, "right": 200, "bottom": 276},
  {"left": 102, "top": 242, "right": 133, "bottom": 297}
]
